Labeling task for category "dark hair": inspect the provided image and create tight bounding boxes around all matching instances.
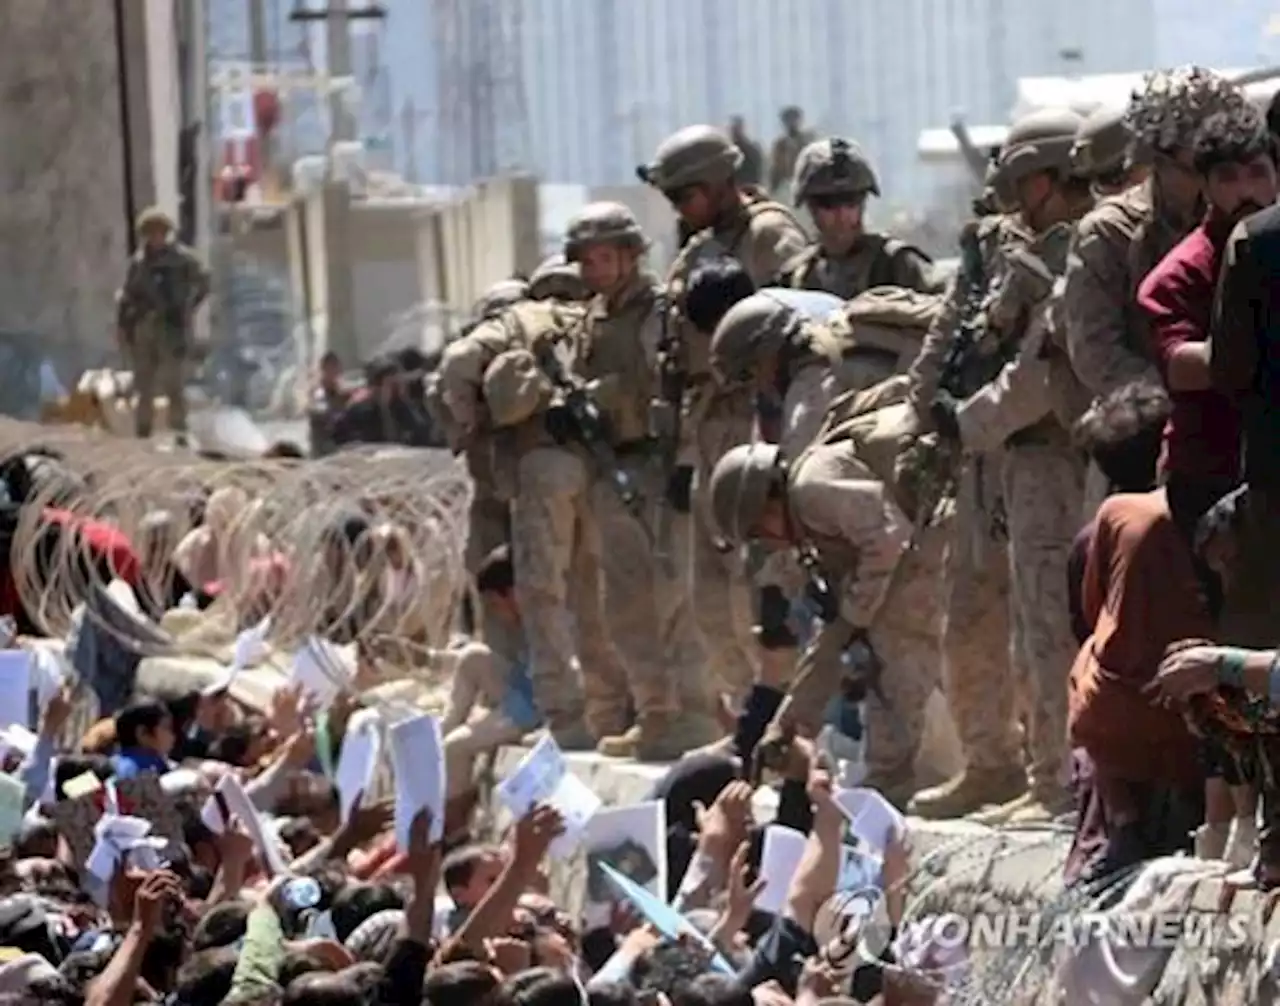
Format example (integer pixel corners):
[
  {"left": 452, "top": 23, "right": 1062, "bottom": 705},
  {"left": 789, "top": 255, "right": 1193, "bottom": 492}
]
[
  {"left": 685, "top": 257, "right": 756, "bottom": 335},
  {"left": 321, "top": 351, "right": 342, "bottom": 367},
  {"left": 191, "top": 898, "right": 252, "bottom": 951},
  {"left": 1268, "top": 90, "right": 1280, "bottom": 141},
  {"left": 208, "top": 717, "right": 265, "bottom": 767},
  {"left": 1072, "top": 380, "right": 1171, "bottom": 493},
  {"left": 632, "top": 942, "right": 712, "bottom": 996},
  {"left": 672, "top": 975, "right": 753, "bottom": 1006},
  {"left": 114, "top": 699, "right": 170, "bottom": 749},
  {"left": 172, "top": 948, "right": 238, "bottom": 1006},
  {"left": 282, "top": 972, "right": 366, "bottom": 1006},
  {"left": 588, "top": 982, "right": 640, "bottom": 1006},
  {"left": 476, "top": 544, "right": 515, "bottom": 595},
  {"left": 500, "top": 967, "right": 583, "bottom": 1006},
  {"left": 13, "top": 818, "right": 58, "bottom": 858},
  {"left": 423, "top": 961, "right": 503, "bottom": 1006},
  {"left": 265, "top": 440, "right": 307, "bottom": 459},
  {"left": 1193, "top": 107, "right": 1275, "bottom": 176},
  {"left": 442, "top": 842, "right": 500, "bottom": 896},
  {"left": 329, "top": 882, "right": 405, "bottom": 943},
  {"left": 52, "top": 756, "right": 115, "bottom": 801},
  {"left": 278, "top": 948, "right": 329, "bottom": 987}
]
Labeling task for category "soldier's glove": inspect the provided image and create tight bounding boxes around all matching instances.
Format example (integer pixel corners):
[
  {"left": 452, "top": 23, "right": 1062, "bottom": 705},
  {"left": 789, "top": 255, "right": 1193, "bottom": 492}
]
[
  {"left": 544, "top": 404, "right": 576, "bottom": 445},
  {"left": 755, "top": 585, "right": 799, "bottom": 651},
  {"left": 665, "top": 465, "right": 694, "bottom": 513},
  {"left": 929, "top": 392, "right": 961, "bottom": 443},
  {"left": 804, "top": 573, "right": 840, "bottom": 624}
]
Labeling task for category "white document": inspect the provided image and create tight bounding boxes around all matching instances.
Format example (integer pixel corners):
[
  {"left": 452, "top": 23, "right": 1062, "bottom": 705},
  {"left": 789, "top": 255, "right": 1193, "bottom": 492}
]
[
  {"left": 582, "top": 801, "right": 668, "bottom": 928},
  {"left": 756, "top": 825, "right": 887, "bottom": 915},
  {"left": 0, "top": 724, "right": 37, "bottom": 762},
  {"left": 388, "top": 714, "right": 445, "bottom": 848},
  {"left": 836, "top": 787, "right": 906, "bottom": 859},
  {"left": 85, "top": 814, "right": 164, "bottom": 883},
  {"left": 0, "top": 651, "right": 32, "bottom": 729},
  {"left": 290, "top": 638, "right": 346, "bottom": 709},
  {"left": 233, "top": 617, "right": 271, "bottom": 670},
  {"left": 30, "top": 649, "right": 63, "bottom": 713},
  {"left": 495, "top": 734, "right": 601, "bottom": 859},
  {"left": 216, "top": 772, "right": 290, "bottom": 875},
  {"left": 335, "top": 708, "right": 382, "bottom": 824}
]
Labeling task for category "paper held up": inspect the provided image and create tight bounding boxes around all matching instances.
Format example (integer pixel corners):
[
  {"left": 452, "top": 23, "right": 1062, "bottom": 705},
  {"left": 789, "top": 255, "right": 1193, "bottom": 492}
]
[
  {"left": 388, "top": 714, "right": 445, "bottom": 848},
  {"left": 201, "top": 773, "right": 291, "bottom": 876},
  {"left": 335, "top": 708, "right": 383, "bottom": 825},
  {"left": 495, "top": 734, "right": 600, "bottom": 859},
  {"left": 290, "top": 637, "right": 352, "bottom": 709},
  {"left": 0, "top": 650, "right": 32, "bottom": 730},
  {"left": 835, "top": 787, "right": 906, "bottom": 858},
  {"left": 755, "top": 825, "right": 885, "bottom": 916},
  {"left": 85, "top": 814, "right": 168, "bottom": 884}
]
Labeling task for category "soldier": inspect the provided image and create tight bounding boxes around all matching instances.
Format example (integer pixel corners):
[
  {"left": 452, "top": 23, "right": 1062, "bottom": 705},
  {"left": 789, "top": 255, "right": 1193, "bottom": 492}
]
[
  {"left": 930, "top": 107, "right": 1095, "bottom": 823},
  {"left": 705, "top": 430, "right": 938, "bottom": 807},
  {"left": 893, "top": 194, "right": 1031, "bottom": 818},
  {"left": 709, "top": 288, "right": 939, "bottom": 459},
  {"left": 780, "top": 138, "right": 937, "bottom": 297},
  {"left": 638, "top": 124, "right": 808, "bottom": 700},
  {"left": 768, "top": 106, "right": 817, "bottom": 200},
  {"left": 729, "top": 116, "right": 765, "bottom": 188},
  {"left": 1070, "top": 105, "right": 1148, "bottom": 199},
  {"left": 1065, "top": 67, "right": 1243, "bottom": 515},
  {"left": 116, "top": 206, "right": 210, "bottom": 443},
  {"left": 527, "top": 254, "right": 590, "bottom": 303},
  {"left": 563, "top": 201, "right": 717, "bottom": 756},
  {"left": 1064, "top": 66, "right": 1233, "bottom": 406}
]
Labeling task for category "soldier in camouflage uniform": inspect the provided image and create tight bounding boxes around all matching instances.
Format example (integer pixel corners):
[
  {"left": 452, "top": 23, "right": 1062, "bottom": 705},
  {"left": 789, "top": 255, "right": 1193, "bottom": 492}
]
[
  {"left": 563, "top": 202, "right": 718, "bottom": 757},
  {"left": 116, "top": 207, "right": 210, "bottom": 441},
  {"left": 778, "top": 138, "right": 937, "bottom": 298},
  {"left": 709, "top": 288, "right": 939, "bottom": 459},
  {"left": 1071, "top": 105, "right": 1148, "bottom": 199},
  {"left": 639, "top": 125, "right": 808, "bottom": 699},
  {"left": 706, "top": 434, "right": 936, "bottom": 807},
  {"left": 930, "top": 108, "right": 1095, "bottom": 823},
  {"left": 1065, "top": 67, "right": 1239, "bottom": 514},
  {"left": 903, "top": 197, "right": 1032, "bottom": 818}
]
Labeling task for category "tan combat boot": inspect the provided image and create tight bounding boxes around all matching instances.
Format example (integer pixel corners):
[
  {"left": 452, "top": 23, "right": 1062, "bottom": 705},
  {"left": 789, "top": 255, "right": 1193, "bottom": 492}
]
[
  {"left": 546, "top": 722, "right": 597, "bottom": 752},
  {"left": 967, "top": 791, "right": 1037, "bottom": 826},
  {"left": 597, "top": 712, "right": 688, "bottom": 762},
  {"left": 908, "top": 766, "right": 1028, "bottom": 820}
]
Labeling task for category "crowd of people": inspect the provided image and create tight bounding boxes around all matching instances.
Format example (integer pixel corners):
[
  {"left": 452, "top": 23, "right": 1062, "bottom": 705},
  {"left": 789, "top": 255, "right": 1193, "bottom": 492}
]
[{"left": 3, "top": 60, "right": 1280, "bottom": 1005}]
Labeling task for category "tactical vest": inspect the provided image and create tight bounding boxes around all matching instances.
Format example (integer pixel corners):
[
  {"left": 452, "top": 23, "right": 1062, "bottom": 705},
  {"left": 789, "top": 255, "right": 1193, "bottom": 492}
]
[
  {"left": 799, "top": 288, "right": 942, "bottom": 394},
  {"left": 782, "top": 235, "right": 926, "bottom": 296}
]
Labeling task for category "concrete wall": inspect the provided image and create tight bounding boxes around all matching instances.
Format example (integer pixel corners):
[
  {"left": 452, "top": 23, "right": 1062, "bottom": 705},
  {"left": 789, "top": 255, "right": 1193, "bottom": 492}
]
[{"left": 0, "top": 3, "right": 132, "bottom": 377}]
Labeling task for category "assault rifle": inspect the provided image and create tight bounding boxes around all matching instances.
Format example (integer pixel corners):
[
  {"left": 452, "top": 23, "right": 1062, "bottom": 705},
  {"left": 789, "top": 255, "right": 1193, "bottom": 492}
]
[
  {"left": 535, "top": 339, "right": 655, "bottom": 547},
  {"left": 937, "top": 222, "right": 993, "bottom": 400},
  {"left": 650, "top": 295, "right": 685, "bottom": 575}
]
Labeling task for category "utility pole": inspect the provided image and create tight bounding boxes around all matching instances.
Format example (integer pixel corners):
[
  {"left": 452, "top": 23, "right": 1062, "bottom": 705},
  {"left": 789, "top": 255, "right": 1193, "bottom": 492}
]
[
  {"left": 248, "top": 0, "right": 273, "bottom": 178},
  {"left": 326, "top": 0, "right": 357, "bottom": 144}
]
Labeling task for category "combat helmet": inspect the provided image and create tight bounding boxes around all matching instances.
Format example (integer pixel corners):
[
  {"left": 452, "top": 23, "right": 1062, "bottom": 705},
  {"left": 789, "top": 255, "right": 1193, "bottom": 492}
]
[
  {"left": 707, "top": 443, "right": 783, "bottom": 546},
  {"left": 636, "top": 125, "right": 743, "bottom": 191},
  {"left": 1071, "top": 105, "right": 1132, "bottom": 179},
  {"left": 472, "top": 278, "right": 529, "bottom": 321},
  {"left": 135, "top": 206, "right": 175, "bottom": 235},
  {"left": 709, "top": 293, "right": 805, "bottom": 386},
  {"left": 564, "top": 201, "right": 647, "bottom": 261},
  {"left": 528, "top": 254, "right": 589, "bottom": 302},
  {"left": 1125, "top": 65, "right": 1247, "bottom": 159},
  {"left": 993, "top": 107, "right": 1085, "bottom": 189},
  {"left": 792, "top": 137, "right": 881, "bottom": 206}
]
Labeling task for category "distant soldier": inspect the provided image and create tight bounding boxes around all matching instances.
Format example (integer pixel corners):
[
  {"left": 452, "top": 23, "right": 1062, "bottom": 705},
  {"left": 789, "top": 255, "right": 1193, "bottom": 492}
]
[
  {"left": 729, "top": 115, "right": 765, "bottom": 187},
  {"left": 768, "top": 106, "right": 816, "bottom": 200},
  {"left": 116, "top": 207, "right": 210, "bottom": 442},
  {"left": 781, "top": 137, "right": 938, "bottom": 298}
]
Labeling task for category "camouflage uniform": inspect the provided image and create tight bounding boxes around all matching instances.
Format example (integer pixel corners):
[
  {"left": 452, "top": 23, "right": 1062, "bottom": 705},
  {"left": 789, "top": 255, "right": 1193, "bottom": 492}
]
[
  {"left": 1064, "top": 67, "right": 1233, "bottom": 511},
  {"left": 780, "top": 137, "right": 937, "bottom": 298},
  {"left": 709, "top": 288, "right": 938, "bottom": 460},
  {"left": 563, "top": 202, "right": 716, "bottom": 758},
  {"left": 946, "top": 109, "right": 1094, "bottom": 822},
  {"left": 436, "top": 287, "right": 627, "bottom": 749},
  {"left": 768, "top": 110, "right": 817, "bottom": 200},
  {"left": 706, "top": 439, "right": 936, "bottom": 805},
  {"left": 641, "top": 125, "right": 808, "bottom": 698},
  {"left": 902, "top": 212, "right": 1031, "bottom": 818},
  {"left": 116, "top": 207, "right": 210, "bottom": 439}
]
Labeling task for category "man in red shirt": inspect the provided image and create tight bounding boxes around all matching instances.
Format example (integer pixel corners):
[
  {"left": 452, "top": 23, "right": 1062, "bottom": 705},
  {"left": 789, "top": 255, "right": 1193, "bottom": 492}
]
[{"left": 1138, "top": 103, "right": 1279, "bottom": 541}]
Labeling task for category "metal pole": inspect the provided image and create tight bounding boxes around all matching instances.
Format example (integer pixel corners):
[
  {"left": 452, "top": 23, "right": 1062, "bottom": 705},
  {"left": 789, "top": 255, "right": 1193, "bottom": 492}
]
[
  {"left": 113, "top": 0, "right": 138, "bottom": 255},
  {"left": 248, "top": 0, "right": 274, "bottom": 178},
  {"left": 327, "top": 0, "right": 356, "bottom": 144}
]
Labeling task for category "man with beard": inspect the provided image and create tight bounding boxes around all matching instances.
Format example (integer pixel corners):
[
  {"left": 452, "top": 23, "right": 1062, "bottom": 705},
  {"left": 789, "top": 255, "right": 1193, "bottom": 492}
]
[{"left": 1138, "top": 101, "right": 1276, "bottom": 543}]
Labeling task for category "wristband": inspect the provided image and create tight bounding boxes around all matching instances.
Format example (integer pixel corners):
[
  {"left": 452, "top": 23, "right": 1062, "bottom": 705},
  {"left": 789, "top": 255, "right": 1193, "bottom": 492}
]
[{"left": 1218, "top": 649, "right": 1249, "bottom": 689}]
